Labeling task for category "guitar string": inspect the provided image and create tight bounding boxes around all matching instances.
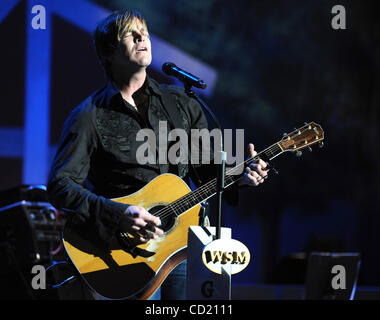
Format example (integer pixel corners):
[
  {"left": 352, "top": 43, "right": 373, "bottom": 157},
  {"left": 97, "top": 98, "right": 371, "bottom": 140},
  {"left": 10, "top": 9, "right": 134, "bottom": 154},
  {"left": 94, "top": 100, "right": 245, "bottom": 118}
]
[
  {"left": 151, "top": 127, "right": 318, "bottom": 221},
  {"left": 152, "top": 143, "right": 282, "bottom": 220},
  {"left": 153, "top": 142, "right": 284, "bottom": 219},
  {"left": 156, "top": 149, "right": 269, "bottom": 217}
]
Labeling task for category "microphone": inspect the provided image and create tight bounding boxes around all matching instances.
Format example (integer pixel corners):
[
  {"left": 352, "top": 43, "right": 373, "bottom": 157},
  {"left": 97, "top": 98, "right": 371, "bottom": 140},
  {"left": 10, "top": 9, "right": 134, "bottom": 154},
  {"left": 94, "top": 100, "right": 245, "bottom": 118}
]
[{"left": 162, "top": 62, "right": 207, "bottom": 89}]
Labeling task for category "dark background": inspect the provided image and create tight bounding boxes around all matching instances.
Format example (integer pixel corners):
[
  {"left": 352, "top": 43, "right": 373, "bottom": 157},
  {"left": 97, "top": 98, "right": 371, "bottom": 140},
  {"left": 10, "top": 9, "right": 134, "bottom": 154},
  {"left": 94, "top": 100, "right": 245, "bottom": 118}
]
[{"left": 1, "top": 0, "right": 379, "bottom": 288}]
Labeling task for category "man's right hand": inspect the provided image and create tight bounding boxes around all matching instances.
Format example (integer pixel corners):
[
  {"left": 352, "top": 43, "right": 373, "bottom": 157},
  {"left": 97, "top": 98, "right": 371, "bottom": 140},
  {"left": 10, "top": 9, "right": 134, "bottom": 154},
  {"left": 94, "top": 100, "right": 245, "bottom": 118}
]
[{"left": 120, "top": 206, "right": 164, "bottom": 243}]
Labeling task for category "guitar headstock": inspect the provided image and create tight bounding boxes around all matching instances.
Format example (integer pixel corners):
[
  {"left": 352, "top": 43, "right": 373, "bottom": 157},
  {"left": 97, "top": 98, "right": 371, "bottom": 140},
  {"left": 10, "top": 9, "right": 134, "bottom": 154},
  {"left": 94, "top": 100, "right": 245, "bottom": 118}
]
[{"left": 280, "top": 122, "right": 324, "bottom": 153}]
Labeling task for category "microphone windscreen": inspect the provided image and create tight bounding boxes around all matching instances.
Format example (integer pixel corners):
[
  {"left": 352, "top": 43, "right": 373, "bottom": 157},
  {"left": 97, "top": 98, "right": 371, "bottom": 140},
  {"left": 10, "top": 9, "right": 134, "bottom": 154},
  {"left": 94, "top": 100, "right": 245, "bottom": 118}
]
[{"left": 162, "top": 62, "right": 176, "bottom": 75}]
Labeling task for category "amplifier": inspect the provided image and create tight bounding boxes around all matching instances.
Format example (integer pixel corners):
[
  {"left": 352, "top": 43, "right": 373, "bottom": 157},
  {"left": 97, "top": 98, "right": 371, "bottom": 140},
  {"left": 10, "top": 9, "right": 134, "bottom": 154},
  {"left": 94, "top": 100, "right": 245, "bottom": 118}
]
[
  {"left": 0, "top": 200, "right": 65, "bottom": 265},
  {"left": 0, "top": 199, "right": 67, "bottom": 299},
  {"left": 0, "top": 185, "right": 49, "bottom": 207}
]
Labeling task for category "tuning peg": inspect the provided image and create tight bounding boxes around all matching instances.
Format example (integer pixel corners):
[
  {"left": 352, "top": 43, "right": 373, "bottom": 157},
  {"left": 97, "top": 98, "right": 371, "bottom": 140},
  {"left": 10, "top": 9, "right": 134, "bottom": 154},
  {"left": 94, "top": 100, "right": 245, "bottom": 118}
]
[
  {"left": 308, "top": 146, "right": 313, "bottom": 152},
  {"left": 319, "top": 141, "right": 324, "bottom": 148},
  {"left": 295, "top": 150, "right": 302, "bottom": 157}
]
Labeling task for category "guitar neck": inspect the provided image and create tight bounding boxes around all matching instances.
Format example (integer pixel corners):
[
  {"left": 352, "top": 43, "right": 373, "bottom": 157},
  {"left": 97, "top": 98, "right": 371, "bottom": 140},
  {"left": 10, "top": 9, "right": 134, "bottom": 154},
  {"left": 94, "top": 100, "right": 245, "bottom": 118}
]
[{"left": 166, "top": 142, "right": 284, "bottom": 216}]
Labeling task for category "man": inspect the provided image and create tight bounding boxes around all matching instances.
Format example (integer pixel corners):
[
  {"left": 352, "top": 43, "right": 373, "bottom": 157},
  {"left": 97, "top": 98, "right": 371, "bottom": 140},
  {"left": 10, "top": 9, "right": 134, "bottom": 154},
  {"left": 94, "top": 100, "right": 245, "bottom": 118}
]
[{"left": 47, "top": 10, "right": 268, "bottom": 300}]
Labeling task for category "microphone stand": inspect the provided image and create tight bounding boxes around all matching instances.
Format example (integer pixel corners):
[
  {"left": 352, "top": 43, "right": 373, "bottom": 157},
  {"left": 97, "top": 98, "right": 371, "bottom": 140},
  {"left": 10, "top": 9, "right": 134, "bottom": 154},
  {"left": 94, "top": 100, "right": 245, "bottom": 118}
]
[{"left": 183, "top": 83, "right": 225, "bottom": 240}]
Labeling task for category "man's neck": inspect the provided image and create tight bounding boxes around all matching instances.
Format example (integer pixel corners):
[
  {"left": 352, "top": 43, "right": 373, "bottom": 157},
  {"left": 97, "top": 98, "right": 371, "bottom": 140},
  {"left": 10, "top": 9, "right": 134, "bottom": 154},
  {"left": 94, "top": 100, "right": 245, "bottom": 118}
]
[{"left": 113, "top": 69, "right": 147, "bottom": 108}]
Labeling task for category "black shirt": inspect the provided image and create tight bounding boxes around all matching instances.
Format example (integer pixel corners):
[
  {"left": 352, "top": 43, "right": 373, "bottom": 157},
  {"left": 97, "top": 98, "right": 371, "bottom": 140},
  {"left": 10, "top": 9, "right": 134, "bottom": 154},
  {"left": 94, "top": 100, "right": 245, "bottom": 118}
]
[{"left": 47, "top": 76, "right": 237, "bottom": 243}]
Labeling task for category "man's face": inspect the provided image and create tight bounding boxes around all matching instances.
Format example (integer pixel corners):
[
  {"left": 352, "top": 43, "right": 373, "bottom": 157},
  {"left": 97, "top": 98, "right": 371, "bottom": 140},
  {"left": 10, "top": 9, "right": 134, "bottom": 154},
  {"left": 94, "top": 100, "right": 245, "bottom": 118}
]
[{"left": 116, "top": 18, "right": 152, "bottom": 69}]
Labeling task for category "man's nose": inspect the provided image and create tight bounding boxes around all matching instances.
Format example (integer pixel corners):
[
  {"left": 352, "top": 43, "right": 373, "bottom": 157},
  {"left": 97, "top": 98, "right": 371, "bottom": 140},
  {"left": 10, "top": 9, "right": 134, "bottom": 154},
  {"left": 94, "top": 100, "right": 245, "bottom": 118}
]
[{"left": 134, "top": 34, "right": 144, "bottom": 43}]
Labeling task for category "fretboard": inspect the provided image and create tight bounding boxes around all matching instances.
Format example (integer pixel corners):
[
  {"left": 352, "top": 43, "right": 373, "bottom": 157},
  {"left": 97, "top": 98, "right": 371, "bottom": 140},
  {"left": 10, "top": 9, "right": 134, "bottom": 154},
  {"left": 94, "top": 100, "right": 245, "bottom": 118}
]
[{"left": 162, "top": 142, "right": 283, "bottom": 217}]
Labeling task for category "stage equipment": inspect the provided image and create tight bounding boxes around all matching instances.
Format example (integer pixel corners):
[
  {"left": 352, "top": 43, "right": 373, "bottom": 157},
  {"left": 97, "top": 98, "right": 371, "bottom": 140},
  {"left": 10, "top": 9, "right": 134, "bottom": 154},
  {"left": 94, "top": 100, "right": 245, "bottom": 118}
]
[
  {"left": 187, "top": 226, "right": 232, "bottom": 299},
  {"left": 0, "top": 185, "right": 65, "bottom": 299},
  {"left": 305, "top": 252, "right": 361, "bottom": 300}
]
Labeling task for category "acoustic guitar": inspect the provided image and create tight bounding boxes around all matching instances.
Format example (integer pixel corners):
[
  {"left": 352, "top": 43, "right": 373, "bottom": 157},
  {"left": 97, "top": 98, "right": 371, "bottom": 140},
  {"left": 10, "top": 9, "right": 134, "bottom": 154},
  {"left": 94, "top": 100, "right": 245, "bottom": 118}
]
[{"left": 62, "top": 122, "right": 324, "bottom": 299}]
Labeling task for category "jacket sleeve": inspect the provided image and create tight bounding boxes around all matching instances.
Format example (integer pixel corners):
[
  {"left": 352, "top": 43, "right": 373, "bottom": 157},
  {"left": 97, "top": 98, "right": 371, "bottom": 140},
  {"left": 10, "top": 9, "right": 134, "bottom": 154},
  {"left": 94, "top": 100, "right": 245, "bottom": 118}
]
[{"left": 46, "top": 103, "right": 129, "bottom": 243}]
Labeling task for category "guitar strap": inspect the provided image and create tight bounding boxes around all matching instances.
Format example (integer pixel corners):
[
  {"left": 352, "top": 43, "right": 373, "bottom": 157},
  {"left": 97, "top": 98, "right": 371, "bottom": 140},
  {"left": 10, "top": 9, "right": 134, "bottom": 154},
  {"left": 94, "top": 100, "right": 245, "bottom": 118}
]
[{"left": 158, "top": 85, "right": 204, "bottom": 187}]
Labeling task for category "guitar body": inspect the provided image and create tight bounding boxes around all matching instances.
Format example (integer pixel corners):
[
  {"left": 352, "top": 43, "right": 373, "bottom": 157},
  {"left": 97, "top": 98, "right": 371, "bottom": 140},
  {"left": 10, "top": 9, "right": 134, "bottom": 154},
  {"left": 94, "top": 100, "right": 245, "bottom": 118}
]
[{"left": 63, "top": 173, "right": 201, "bottom": 300}]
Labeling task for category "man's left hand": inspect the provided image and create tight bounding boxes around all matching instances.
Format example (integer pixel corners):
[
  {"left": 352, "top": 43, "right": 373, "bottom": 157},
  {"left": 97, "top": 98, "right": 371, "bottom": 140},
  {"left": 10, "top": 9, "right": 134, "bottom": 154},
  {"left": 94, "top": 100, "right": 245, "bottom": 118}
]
[{"left": 241, "top": 143, "right": 269, "bottom": 186}]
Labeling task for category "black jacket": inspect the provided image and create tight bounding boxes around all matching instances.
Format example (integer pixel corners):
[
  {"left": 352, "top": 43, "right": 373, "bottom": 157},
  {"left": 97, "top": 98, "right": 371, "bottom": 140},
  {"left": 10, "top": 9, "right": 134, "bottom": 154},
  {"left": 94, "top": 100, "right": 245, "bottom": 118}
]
[{"left": 47, "top": 76, "right": 238, "bottom": 243}]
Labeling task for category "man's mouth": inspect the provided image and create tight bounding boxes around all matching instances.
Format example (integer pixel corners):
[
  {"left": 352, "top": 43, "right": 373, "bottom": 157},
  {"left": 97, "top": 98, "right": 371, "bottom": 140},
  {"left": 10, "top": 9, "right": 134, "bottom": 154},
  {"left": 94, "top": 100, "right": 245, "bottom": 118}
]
[{"left": 137, "top": 47, "right": 147, "bottom": 52}]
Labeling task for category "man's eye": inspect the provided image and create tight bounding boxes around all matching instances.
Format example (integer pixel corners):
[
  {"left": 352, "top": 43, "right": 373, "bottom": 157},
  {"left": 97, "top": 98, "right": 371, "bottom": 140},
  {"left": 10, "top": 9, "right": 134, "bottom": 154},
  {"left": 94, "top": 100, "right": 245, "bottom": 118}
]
[{"left": 123, "top": 31, "right": 149, "bottom": 40}]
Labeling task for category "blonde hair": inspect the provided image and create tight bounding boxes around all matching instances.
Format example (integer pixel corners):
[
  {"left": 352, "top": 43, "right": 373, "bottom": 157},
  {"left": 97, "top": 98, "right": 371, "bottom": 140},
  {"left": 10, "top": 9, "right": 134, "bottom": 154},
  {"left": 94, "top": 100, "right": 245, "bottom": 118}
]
[{"left": 94, "top": 10, "right": 149, "bottom": 79}]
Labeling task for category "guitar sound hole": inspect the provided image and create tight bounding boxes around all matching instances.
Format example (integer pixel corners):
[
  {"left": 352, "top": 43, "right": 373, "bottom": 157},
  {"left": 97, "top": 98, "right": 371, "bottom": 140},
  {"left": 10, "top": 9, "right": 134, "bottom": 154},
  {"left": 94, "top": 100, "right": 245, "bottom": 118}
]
[{"left": 149, "top": 205, "right": 175, "bottom": 233}]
